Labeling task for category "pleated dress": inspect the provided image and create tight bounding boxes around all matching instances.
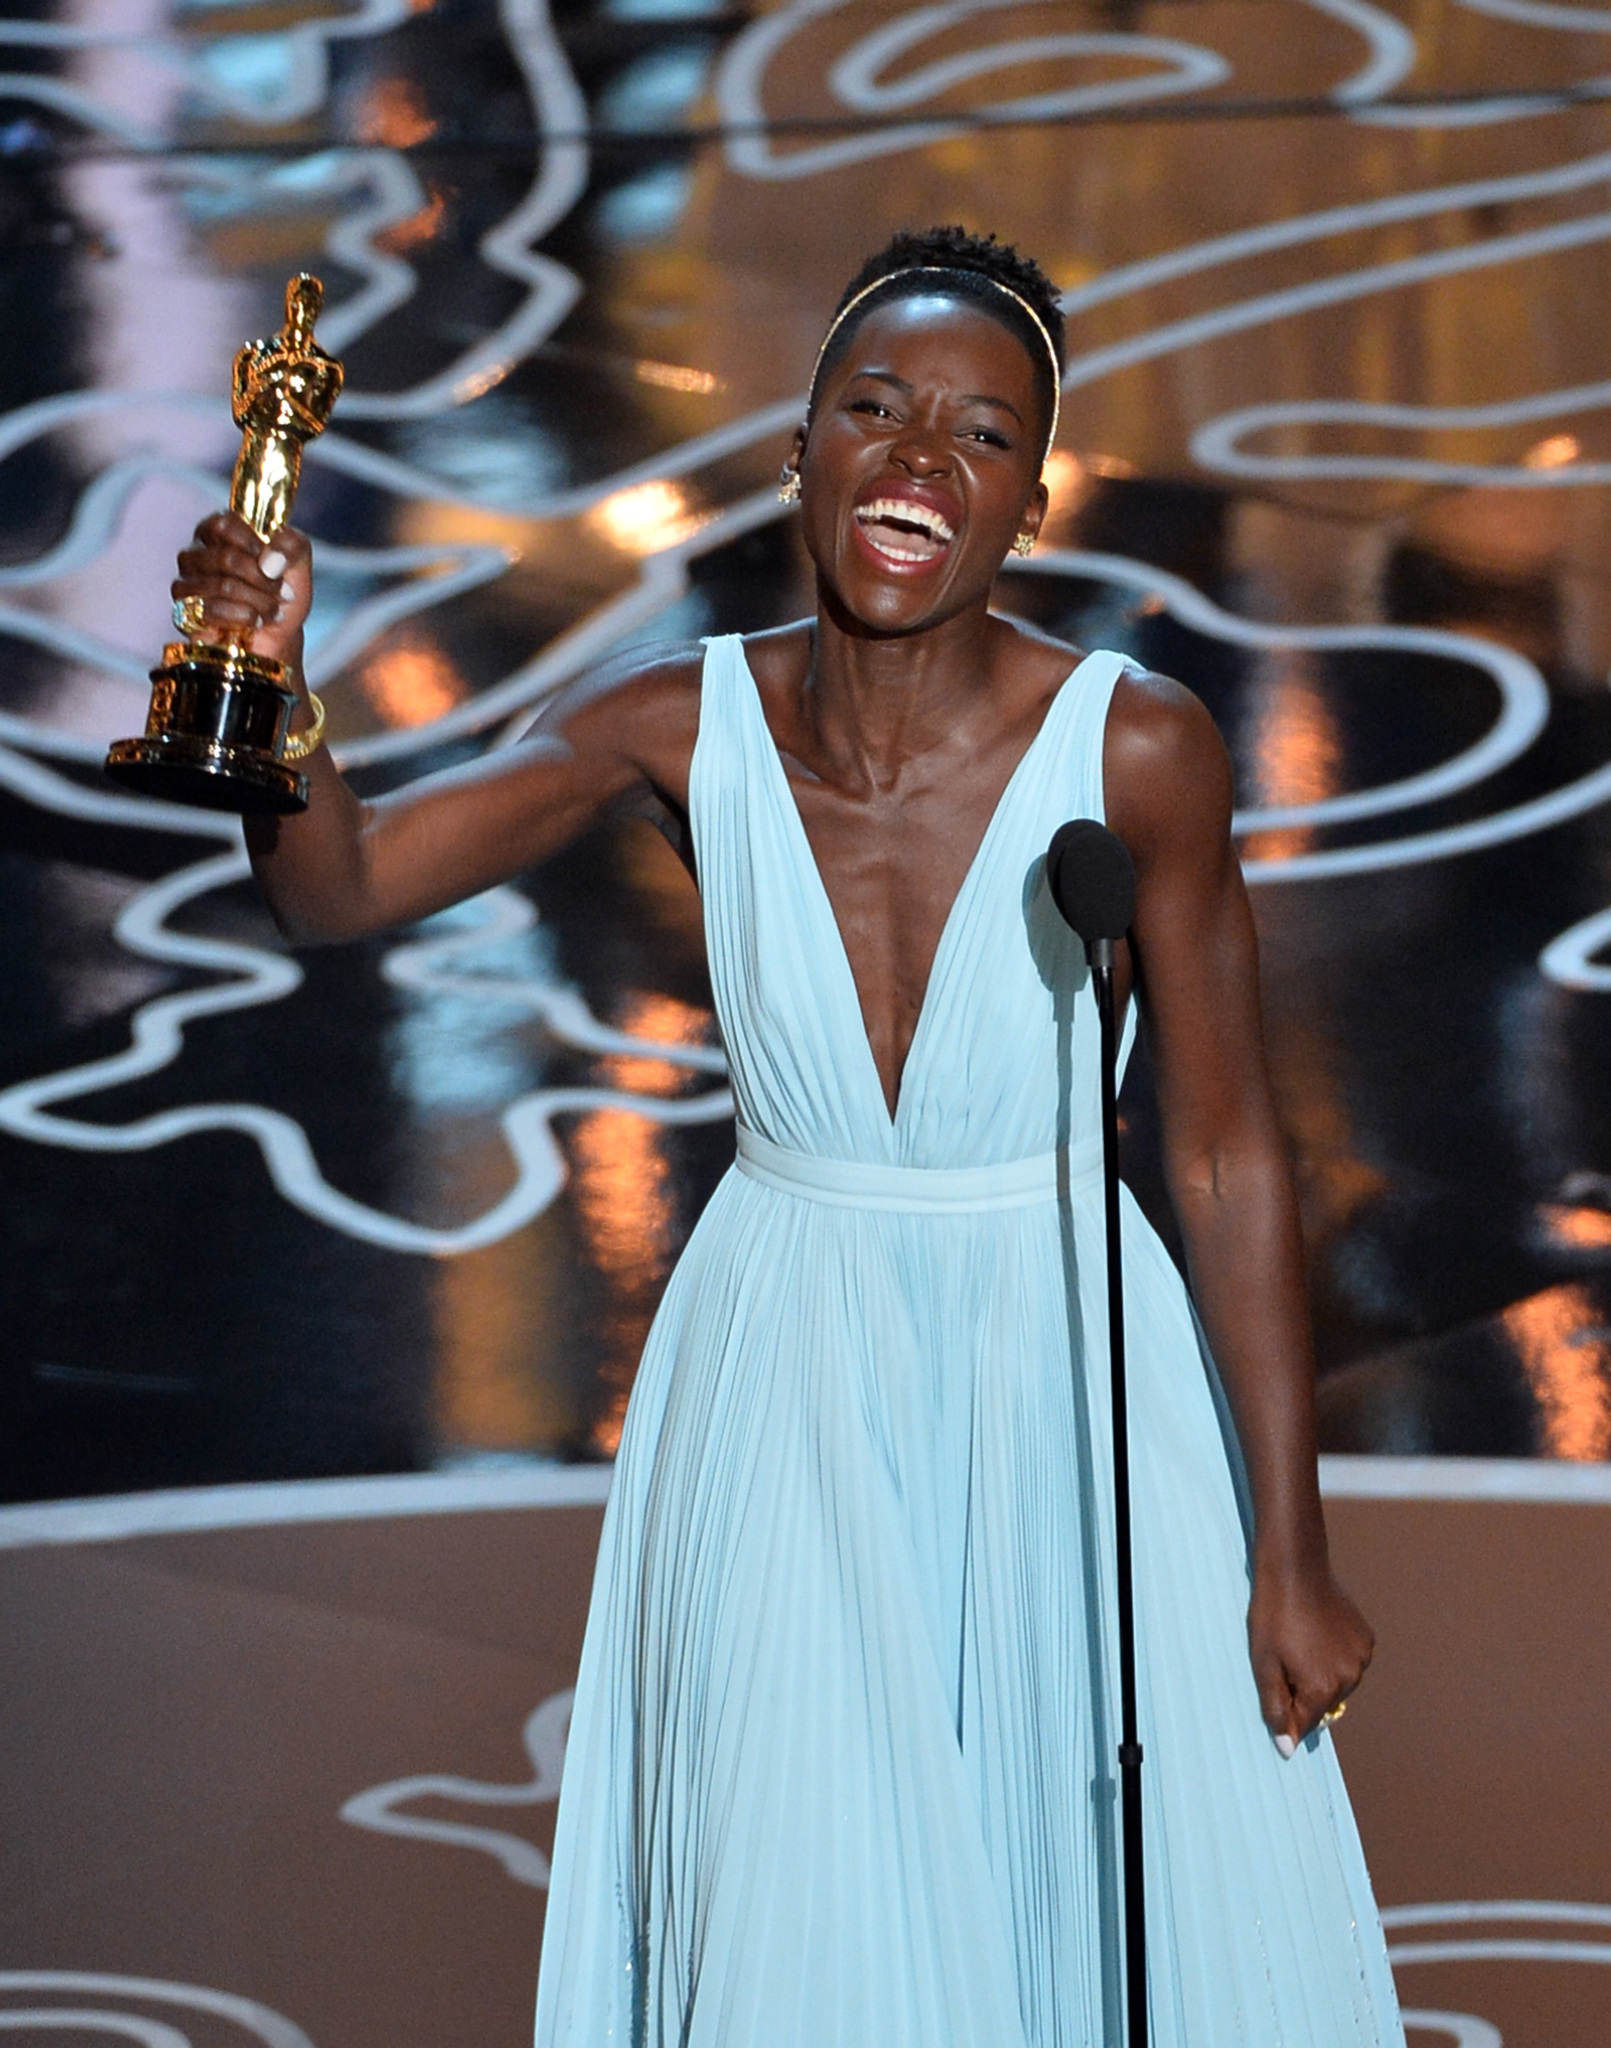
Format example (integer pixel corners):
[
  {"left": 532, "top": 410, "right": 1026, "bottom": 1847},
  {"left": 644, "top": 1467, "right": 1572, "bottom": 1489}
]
[{"left": 533, "top": 635, "right": 1405, "bottom": 2048}]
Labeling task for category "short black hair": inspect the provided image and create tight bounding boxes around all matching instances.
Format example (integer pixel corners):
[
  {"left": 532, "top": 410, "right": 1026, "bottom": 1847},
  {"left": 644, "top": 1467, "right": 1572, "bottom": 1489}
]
[{"left": 810, "top": 225, "right": 1065, "bottom": 450}]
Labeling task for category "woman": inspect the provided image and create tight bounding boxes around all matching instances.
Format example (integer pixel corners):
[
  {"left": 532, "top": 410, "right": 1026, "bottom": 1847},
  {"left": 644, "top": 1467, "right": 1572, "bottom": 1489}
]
[{"left": 176, "top": 226, "right": 1402, "bottom": 2047}]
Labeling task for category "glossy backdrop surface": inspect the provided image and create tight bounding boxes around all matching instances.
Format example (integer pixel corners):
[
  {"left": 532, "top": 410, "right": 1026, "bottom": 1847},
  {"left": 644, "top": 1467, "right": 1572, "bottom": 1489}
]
[{"left": 3, "top": 0, "right": 1611, "bottom": 1498}]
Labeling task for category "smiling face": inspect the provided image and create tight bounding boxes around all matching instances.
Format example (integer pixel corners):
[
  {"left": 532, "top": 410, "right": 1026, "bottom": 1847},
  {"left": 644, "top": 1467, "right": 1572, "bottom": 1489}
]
[{"left": 795, "top": 294, "right": 1051, "bottom": 636}]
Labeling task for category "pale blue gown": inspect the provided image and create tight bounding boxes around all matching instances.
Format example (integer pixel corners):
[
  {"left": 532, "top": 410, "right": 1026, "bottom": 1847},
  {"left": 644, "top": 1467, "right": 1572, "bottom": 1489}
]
[{"left": 533, "top": 636, "right": 1404, "bottom": 2048}]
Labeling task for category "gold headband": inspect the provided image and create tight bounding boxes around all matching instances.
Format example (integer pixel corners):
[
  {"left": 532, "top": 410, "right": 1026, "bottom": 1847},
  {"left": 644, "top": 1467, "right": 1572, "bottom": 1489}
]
[{"left": 809, "top": 266, "right": 1062, "bottom": 464}]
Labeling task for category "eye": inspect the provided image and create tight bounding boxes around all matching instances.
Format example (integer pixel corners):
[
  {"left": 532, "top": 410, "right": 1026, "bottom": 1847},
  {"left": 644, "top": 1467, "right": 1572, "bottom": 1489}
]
[
  {"left": 964, "top": 426, "right": 1013, "bottom": 449},
  {"left": 848, "top": 397, "right": 896, "bottom": 419}
]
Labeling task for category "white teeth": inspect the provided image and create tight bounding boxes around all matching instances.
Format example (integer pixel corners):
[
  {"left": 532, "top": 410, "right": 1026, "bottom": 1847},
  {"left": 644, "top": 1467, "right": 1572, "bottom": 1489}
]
[{"left": 855, "top": 497, "right": 955, "bottom": 544}]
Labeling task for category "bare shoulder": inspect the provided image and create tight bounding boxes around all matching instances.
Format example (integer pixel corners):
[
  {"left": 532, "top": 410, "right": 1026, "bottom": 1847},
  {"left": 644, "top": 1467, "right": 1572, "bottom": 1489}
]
[
  {"left": 528, "top": 639, "right": 705, "bottom": 734},
  {"left": 521, "top": 639, "right": 706, "bottom": 784},
  {"left": 1105, "top": 665, "right": 1235, "bottom": 860},
  {"left": 995, "top": 613, "right": 1090, "bottom": 700}
]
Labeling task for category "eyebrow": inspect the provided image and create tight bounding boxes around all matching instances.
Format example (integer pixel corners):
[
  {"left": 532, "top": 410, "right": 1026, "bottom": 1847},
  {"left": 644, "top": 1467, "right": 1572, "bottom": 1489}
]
[{"left": 845, "top": 367, "right": 1025, "bottom": 426}]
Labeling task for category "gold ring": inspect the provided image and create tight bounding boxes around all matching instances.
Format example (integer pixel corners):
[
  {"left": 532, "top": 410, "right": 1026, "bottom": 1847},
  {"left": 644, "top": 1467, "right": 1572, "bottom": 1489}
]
[
  {"left": 174, "top": 594, "right": 209, "bottom": 637},
  {"left": 1321, "top": 1701, "right": 1348, "bottom": 1728}
]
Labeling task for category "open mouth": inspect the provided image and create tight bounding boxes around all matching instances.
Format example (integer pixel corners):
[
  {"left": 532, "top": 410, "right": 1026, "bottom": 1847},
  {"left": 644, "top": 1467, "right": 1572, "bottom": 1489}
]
[{"left": 853, "top": 495, "right": 956, "bottom": 566}]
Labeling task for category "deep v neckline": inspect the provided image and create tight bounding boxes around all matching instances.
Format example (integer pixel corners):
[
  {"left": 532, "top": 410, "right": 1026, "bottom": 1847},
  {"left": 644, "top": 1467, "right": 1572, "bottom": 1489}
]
[{"left": 737, "top": 641, "right": 1094, "bottom": 1130}]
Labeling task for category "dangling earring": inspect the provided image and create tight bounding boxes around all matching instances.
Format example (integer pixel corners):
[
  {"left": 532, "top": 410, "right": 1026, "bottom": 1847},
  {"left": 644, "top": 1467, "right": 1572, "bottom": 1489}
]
[
  {"left": 1011, "top": 531, "right": 1035, "bottom": 557},
  {"left": 778, "top": 465, "right": 802, "bottom": 505}
]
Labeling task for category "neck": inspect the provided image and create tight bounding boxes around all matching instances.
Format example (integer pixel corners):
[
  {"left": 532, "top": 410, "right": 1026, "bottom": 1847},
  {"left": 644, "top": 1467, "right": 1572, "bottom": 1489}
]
[{"left": 806, "top": 585, "right": 999, "bottom": 785}]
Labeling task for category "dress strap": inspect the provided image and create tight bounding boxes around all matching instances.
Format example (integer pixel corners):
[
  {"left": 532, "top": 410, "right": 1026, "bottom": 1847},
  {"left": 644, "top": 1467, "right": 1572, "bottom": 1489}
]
[
  {"left": 1053, "top": 647, "right": 1139, "bottom": 829},
  {"left": 688, "top": 634, "right": 752, "bottom": 889}
]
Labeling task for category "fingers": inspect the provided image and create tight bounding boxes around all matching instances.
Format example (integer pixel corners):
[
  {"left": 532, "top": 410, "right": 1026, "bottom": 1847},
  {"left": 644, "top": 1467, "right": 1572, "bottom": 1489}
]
[
  {"left": 1289, "top": 1677, "right": 1340, "bottom": 1747},
  {"left": 261, "top": 527, "right": 312, "bottom": 615},
  {"left": 194, "top": 509, "right": 260, "bottom": 550},
  {"left": 1248, "top": 1570, "right": 1376, "bottom": 1761},
  {"left": 174, "top": 545, "right": 269, "bottom": 590},
  {"left": 1280, "top": 1666, "right": 1365, "bottom": 1751},
  {"left": 170, "top": 572, "right": 269, "bottom": 631},
  {"left": 1254, "top": 1652, "right": 1356, "bottom": 1755},
  {"left": 173, "top": 546, "right": 278, "bottom": 628},
  {"left": 1293, "top": 1619, "right": 1373, "bottom": 1745},
  {"left": 173, "top": 519, "right": 309, "bottom": 637},
  {"left": 1252, "top": 1650, "right": 1299, "bottom": 1755},
  {"left": 257, "top": 525, "right": 311, "bottom": 575}
]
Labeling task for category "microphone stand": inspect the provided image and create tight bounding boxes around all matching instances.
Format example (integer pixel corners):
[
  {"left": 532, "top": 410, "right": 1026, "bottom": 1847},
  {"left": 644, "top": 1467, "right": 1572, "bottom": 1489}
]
[{"left": 1088, "top": 932, "right": 1147, "bottom": 2048}]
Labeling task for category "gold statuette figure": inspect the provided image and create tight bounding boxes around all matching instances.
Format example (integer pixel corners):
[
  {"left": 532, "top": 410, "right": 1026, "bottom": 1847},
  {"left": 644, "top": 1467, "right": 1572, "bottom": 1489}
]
[{"left": 105, "top": 274, "right": 344, "bottom": 814}]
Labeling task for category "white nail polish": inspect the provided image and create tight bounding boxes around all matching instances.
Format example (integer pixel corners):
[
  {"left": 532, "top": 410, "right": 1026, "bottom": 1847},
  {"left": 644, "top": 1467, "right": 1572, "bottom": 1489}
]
[
  {"left": 259, "top": 549, "right": 287, "bottom": 579},
  {"left": 1274, "top": 1734, "right": 1295, "bottom": 1760},
  {"left": 280, "top": 578, "right": 295, "bottom": 601}
]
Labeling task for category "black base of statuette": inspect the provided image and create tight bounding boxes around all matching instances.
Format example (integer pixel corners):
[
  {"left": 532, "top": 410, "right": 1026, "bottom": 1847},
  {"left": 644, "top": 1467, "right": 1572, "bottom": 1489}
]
[{"left": 104, "top": 642, "right": 309, "bottom": 817}]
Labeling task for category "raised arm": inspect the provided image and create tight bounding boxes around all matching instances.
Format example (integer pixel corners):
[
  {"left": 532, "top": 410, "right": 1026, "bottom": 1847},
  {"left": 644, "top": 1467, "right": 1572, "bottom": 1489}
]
[
  {"left": 172, "top": 513, "right": 702, "bottom": 943},
  {"left": 1105, "top": 671, "right": 1373, "bottom": 1752}
]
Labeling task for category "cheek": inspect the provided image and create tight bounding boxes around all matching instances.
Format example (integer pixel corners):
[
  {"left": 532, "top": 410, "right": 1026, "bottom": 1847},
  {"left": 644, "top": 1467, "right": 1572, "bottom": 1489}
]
[
  {"left": 803, "top": 417, "right": 871, "bottom": 480},
  {"left": 796, "top": 484, "right": 853, "bottom": 576},
  {"left": 798, "top": 438, "right": 871, "bottom": 531},
  {"left": 966, "top": 460, "right": 1034, "bottom": 524}
]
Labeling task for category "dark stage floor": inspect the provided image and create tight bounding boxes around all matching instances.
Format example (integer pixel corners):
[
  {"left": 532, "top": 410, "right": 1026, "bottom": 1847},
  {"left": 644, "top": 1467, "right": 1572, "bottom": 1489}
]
[{"left": 3, "top": 1, "right": 1611, "bottom": 1496}]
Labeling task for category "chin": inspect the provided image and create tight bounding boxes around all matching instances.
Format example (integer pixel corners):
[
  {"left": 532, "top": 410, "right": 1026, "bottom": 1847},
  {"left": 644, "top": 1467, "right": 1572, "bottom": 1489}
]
[
  {"left": 826, "top": 584, "right": 940, "bottom": 638},
  {"left": 817, "top": 558, "right": 971, "bottom": 637}
]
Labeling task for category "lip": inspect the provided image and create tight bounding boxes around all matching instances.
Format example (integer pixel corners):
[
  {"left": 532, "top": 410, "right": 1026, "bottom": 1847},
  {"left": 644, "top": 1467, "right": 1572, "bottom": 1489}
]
[{"left": 850, "top": 481, "right": 963, "bottom": 575}]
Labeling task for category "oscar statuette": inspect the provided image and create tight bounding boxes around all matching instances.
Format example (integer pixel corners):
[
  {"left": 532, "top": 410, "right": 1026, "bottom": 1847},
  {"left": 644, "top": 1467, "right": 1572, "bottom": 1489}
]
[{"left": 104, "top": 273, "right": 344, "bottom": 814}]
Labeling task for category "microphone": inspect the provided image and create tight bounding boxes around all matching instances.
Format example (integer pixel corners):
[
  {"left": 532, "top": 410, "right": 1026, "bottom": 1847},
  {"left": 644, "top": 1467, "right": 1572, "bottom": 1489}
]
[
  {"left": 1046, "top": 818, "right": 1136, "bottom": 961},
  {"left": 1046, "top": 811, "right": 1150, "bottom": 2048}
]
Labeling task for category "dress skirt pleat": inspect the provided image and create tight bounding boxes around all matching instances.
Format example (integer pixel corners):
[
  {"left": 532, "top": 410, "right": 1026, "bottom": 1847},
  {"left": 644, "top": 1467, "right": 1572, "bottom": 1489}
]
[{"left": 533, "top": 639, "right": 1405, "bottom": 2048}]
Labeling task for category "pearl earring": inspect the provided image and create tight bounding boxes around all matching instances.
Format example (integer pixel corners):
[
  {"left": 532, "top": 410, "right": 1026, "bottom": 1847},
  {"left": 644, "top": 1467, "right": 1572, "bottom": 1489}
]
[
  {"left": 778, "top": 466, "right": 802, "bottom": 505},
  {"left": 1011, "top": 531, "right": 1035, "bottom": 557}
]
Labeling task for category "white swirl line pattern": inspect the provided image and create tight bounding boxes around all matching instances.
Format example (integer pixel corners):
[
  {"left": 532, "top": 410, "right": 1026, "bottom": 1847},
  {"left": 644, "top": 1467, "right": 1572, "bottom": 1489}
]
[
  {"left": 0, "top": 0, "right": 413, "bottom": 135},
  {"left": 341, "top": 1689, "right": 572, "bottom": 1887},
  {"left": 1063, "top": 195, "right": 1611, "bottom": 404},
  {"left": 0, "top": 434, "right": 780, "bottom": 769},
  {"left": 0, "top": 450, "right": 514, "bottom": 722},
  {"left": 0, "top": 838, "right": 732, "bottom": 1258},
  {"left": 1357, "top": 0, "right": 1611, "bottom": 127},
  {"left": 1540, "top": 904, "right": 1611, "bottom": 990},
  {"left": 0, "top": 0, "right": 587, "bottom": 422},
  {"left": 177, "top": 150, "right": 430, "bottom": 364},
  {"left": 14, "top": 113, "right": 1611, "bottom": 537},
  {"left": 0, "top": 1978, "right": 315, "bottom": 2048},
  {"left": 1394, "top": 2017, "right": 1502, "bottom": 2047},
  {"left": 329, "top": 0, "right": 590, "bottom": 420},
  {"left": 715, "top": 0, "right": 1410, "bottom": 181},
  {"left": 0, "top": 508, "right": 1590, "bottom": 1259},
  {"left": 1009, "top": 549, "right": 1553, "bottom": 835},
  {"left": 299, "top": 134, "right": 1611, "bottom": 510},
  {"left": 335, "top": 1676, "right": 1611, "bottom": 2048},
  {"left": 2, "top": 0, "right": 1611, "bottom": 1266},
  {"left": 0, "top": 2016, "right": 192, "bottom": 2046},
  {"left": 719, "top": 0, "right": 1230, "bottom": 180},
  {"left": 5, "top": 0, "right": 1611, "bottom": 509},
  {"left": 827, "top": 11, "right": 1228, "bottom": 117},
  {"left": 7, "top": 120, "right": 1611, "bottom": 622},
  {"left": 1385, "top": 1897, "right": 1611, "bottom": 2043},
  {"left": 1193, "top": 378, "right": 1611, "bottom": 488},
  {"left": 1012, "top": 551, "right": 1611, "bottom": 896}
]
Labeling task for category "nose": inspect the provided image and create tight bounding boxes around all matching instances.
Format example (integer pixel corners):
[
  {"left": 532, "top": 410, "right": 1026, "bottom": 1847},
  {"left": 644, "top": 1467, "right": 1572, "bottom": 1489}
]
[{"left": 889, "top": 414, "right": 951, "bottom": 478}]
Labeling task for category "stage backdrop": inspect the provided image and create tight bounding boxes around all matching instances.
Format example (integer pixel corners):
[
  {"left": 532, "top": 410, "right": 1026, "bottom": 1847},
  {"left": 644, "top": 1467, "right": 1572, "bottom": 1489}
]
[{"left": 2, "top": 0, "right": 1610, "bottom": 1501}]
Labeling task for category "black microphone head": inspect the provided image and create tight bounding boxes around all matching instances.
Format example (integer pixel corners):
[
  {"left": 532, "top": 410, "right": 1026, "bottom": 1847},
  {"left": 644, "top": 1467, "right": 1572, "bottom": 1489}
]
[{"left": 1046, "top": 819, "right": 1136, "bottom": 943}]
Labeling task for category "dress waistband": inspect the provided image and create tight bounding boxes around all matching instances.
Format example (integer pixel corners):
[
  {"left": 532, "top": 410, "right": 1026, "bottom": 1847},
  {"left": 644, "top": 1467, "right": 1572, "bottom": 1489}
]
[{"left": 733, "top": 1128, "right": 1102, "bottom": 1213}]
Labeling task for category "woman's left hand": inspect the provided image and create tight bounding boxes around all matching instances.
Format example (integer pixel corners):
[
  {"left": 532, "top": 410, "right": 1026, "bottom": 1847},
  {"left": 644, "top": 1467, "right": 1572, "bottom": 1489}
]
[{"left": 1248, "top": 1558, "right": 1375, "bottom": 1756}]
